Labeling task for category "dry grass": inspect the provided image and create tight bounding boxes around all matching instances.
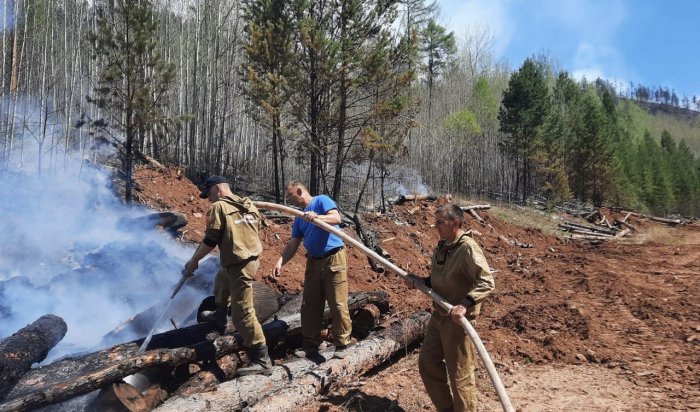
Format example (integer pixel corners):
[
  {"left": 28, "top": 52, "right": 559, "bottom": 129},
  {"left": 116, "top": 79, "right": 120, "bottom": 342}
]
[
  {"left": 636, "top": 225, "right": 684, "bottom": 245},
  {"left": 488, "top": 204, "right": 563, "bottom": 237}
]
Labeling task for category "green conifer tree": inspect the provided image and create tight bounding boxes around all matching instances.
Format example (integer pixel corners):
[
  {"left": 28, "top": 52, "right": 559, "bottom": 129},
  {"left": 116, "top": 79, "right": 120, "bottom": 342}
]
[{"left": 88, "top": 0, "right": 176, "bottom": 204}]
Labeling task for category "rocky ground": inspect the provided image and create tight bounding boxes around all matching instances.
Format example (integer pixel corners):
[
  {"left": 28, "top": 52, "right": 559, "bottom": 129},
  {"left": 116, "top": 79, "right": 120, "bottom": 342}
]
[{"left": 133, "top": 165, "right": 699, "bottom": 411}]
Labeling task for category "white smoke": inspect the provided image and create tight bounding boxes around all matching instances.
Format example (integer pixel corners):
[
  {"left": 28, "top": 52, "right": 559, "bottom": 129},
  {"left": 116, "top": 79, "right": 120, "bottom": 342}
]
[{"left": 0, "top": 119, "right": 200, "bottom": 363}]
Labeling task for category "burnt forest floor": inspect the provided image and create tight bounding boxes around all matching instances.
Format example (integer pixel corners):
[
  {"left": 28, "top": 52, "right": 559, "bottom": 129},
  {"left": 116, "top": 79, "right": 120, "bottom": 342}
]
[{"left": 133, "top": 166, "right": 700, "bottom": 411}]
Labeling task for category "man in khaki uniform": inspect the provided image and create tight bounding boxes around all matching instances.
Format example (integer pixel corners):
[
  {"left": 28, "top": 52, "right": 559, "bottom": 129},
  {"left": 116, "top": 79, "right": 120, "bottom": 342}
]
[
  {"left": 273, "top": 181, "right": 353, "bottom": 360},
  {"left": 184, "top": 175, "right": 272, "bottom": 376},
  {"left": 406, "top": 204, "right": 495, "bottom": 412}
]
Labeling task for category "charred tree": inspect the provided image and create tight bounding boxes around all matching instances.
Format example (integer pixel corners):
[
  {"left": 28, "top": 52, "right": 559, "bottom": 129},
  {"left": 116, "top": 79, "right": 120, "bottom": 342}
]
[{"left": 0, "top": 314, "right": 67, "bottom": 400}]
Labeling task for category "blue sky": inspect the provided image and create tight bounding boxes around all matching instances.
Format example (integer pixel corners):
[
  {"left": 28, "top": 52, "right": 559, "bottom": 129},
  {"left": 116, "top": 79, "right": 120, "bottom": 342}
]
[{"left": 437, "top": 0, "right": 699, "bottom": 99}]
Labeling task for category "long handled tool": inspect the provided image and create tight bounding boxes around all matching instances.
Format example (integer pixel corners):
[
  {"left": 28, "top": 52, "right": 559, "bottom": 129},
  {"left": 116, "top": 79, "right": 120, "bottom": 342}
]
[
  {"left": 136, "top": 274, "right": 189, "bottom": 354},
  {"left": 254, "top": 201, "right": 515, "bottom": 412}
]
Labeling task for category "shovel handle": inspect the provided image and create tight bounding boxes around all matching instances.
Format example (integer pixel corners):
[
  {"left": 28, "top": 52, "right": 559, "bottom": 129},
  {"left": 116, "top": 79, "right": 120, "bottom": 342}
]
[{"left": 170, "top": 275, "right": 188, "bottom": 299}]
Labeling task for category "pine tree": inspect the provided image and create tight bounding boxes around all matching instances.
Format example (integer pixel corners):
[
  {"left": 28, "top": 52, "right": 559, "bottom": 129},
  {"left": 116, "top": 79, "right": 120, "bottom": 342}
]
[
  {"left": 419, "top": 19, "right": 455, "bottom": 118},
  {"left": 498, "top": 58, "right": 551, "bottom": 203},
  {"left": 88, "top": 0, "right": 175, "bottom": 204},
  {"left": 242, "top": 0, "right": 297, "bottom": 202}
]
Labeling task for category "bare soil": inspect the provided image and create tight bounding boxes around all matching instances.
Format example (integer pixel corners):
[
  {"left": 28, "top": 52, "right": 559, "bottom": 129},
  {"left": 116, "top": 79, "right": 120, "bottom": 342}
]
[{"left": 133, "top": 166, "right": 700, "bottom": 411}]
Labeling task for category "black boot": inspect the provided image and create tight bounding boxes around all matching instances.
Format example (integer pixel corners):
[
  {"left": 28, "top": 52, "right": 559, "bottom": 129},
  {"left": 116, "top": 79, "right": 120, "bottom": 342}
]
[{"left": 237, "top": 344, "right": 273, "bottom": 376}]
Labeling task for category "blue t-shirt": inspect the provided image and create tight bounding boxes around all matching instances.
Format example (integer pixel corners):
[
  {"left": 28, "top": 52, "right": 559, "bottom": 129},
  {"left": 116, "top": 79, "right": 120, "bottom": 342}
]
[{"left": 291, "top": 195, "right": 344, "bottom": 257}]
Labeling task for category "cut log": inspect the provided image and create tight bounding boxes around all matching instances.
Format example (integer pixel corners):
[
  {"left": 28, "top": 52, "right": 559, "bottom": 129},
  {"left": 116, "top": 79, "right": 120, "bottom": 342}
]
[
  {"left": 615, "top": 229, "right": 631, "bottom": 238},
  {"left": 0, "top": 348, "right": 195, "bottom": 412},
  {"left": 650, "top": 216, "right": 682, "bottom": 226},
  {"left": 154, "top": 311, "right": 430, "bottom": 412},
  {"left": 393, "top": 194, "right": 437, "bottom": 205},
  {"left": 617, "top": 219, "right": 638, "bottom": 232},
  {"left": 0, "top": 314, "right": 67, "bottom": 400},
  {"left": 0, "top": 291, "right": 388, "bottom": 411},
  {"left": 351, "top": 304, "right": 381, "bottom": 339},
  {"left": 468, "top": 208, "right": 483, "bottom": 222},
  {"left": 558, "top": 222, "right": 617, "bottom": 236},
  {"left": 459, "top": 204, "right": 491, "bottom": 211},
  {"left": 620, "top": 212, "right": 632, "bottom": 223}
]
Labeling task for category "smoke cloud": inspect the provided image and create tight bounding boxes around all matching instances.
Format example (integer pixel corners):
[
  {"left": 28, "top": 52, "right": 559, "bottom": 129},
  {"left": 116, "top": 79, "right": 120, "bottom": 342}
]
[{"left": 0, "top": 137, "right": 204, "bottom": 363}]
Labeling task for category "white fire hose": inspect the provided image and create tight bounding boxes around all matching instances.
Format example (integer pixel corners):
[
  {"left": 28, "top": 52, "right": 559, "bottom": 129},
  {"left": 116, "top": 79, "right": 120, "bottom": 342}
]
[{"left": 254, "top": 202, "right": 515, "bottom": 412}]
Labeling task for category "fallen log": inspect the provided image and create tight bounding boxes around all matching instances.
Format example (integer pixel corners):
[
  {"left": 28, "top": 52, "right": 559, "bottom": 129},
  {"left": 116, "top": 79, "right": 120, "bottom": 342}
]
[
  {"left": 617, "top": 219, "right": 638, "bottom": 232},
  {"left": 559, "top": 222, "right": 617, "bottom": 236},
  {"left": 620, "top": 212, "right": 632, "bottom": 223},
  {"left": 459, "top": 204, "right": 491, "bottom": 211},
  {"left": 169, "top": 291, "right": 389, "bottom": 397},
  {"left": 468, "top": 208, "right": 483, "bottom": 222},
  {"left": 393, "top": 194, "right": 438, "bottom": 205},
  {"left": 1, "top": 292, "right": 387, "bottom": 411},
  {"left": 650, "top": 216, "right": 682, "bottom": 226},
  {"left": 154, "top": 311, "right": 430, "bottom": 412},
  {"left": 111, "top": 291, "right": 390, "bottom": 409},
  {"left": 351, "top": 304, "right": 381, "bottom": 339},
  {"left": 0, "top": 314, "right": 67, "bottom": 400},
  {"left": 0, "top": 348, "right": 195, "bottom": 412}
]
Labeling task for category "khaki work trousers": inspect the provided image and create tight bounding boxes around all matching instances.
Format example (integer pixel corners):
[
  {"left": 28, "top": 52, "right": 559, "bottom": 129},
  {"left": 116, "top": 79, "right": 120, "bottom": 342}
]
[
  {"left": 301, "top": 249, "right": 352, "bottom": 349},
  {"left": 212, "top": 258, "right": 266, "bottom": 348},
  {"left": 419, "top": 313, "right": 477, "bottom": 412}
]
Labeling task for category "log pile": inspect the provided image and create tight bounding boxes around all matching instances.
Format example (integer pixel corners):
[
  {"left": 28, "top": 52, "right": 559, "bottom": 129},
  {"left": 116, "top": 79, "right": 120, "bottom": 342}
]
[
  {"left": 0, "top": 292, "right": 389, "bottom": 412},
  {"left": 154, "top": 310, "right": 430, "bottom": 412}
]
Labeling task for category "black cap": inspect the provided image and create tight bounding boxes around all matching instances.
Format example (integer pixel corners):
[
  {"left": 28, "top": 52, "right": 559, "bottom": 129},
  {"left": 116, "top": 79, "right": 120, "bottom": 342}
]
[{"left": 199, "top": 175, "right": 228, "bottom": 198}]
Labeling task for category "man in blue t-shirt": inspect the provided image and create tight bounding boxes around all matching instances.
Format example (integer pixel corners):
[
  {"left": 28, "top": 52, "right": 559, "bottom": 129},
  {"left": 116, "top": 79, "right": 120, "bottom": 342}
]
[{"left": 273, "top": 181, "right": 353, "bottom": 360}]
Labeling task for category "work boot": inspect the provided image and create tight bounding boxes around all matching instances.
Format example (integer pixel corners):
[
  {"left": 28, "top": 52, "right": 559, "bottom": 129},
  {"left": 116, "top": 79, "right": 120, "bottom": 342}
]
[
  {"left": 237, "top": 344, "right": 273, "bottom": 376},
  {"left": 333, "top": 342, "right": 356, "bottom": 359},
  {"left": 200, "top": 308, "right": 227, "bottom": 332},
  {"left": 293, "top": 346, "right": 326, "bottom": 364}
]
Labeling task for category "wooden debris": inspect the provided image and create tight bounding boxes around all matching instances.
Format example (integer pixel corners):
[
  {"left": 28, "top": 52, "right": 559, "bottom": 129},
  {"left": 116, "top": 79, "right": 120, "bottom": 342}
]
[
  {"left": 393, "top": 194, "right": 437, "bottom": 205},
  {"left": 468, "top": 208, "right": 483, "bottom": 222},
  {"left": 154, "top": 311, "right": 430, "bottom": 412},
  {"left": 0, "top": 348, "right": 196, "bottom": 412},
  {"left": 0, "top": 292, "right": 389, "bottom": 411},
  {"left": 650, "top": 216, "right": 682, "bottom": 226},
  {"left": 0, "top": 315, "right": 67, "bottom": 401}
]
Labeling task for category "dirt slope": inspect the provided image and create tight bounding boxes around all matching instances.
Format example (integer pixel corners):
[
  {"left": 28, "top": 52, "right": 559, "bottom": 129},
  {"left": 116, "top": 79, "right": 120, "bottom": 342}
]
[{"left": 133, "top": 166, "right": 699, "bottom": 411}]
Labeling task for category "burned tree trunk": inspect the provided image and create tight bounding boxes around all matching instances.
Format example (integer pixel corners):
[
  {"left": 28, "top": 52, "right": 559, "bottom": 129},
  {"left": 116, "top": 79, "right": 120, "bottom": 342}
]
[
  {"left": 0, "top": 348, "right": 195, "bottom": 412},
  {"left": 154, "top": 310, "right": 430, "bottom": 412},
  {"left": 347, "top": 214, "right": 391, "bottom": 274},
  {"left": 245, "top": 311, "right": 429, "bottom": 412},
  {"left": 0, "top": 314, "right": 67, "bottom": 400},
  {"left": 0, "top": 292, "right": 389, "bottom": 411}
]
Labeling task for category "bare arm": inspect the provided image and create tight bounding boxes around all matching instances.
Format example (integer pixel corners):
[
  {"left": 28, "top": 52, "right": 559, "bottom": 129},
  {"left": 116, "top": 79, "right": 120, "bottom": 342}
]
[
  {"left": 184, "top": 243, "right": 215, "bottom": 276},
  {"left": 273, "top": 237, "right": 303, "bottom": 276},
  {"left": 303, "top": 208, "right": 342, "bottom": 225}
]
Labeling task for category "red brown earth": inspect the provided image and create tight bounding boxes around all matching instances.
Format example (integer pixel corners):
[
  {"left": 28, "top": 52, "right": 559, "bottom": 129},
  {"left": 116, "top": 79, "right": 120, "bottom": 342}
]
[{"left": 133, "top": 166, "right": 700, "bottom": 411}]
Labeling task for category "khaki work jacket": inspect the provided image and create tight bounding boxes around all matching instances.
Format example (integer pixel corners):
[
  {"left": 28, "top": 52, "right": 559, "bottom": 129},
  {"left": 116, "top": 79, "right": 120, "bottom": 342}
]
[
  {"left": 430, "top": 230, "right": 495, "bottom": 319},
  {"left": 205, "top": 195, "right": 262, "bottom": 267}
]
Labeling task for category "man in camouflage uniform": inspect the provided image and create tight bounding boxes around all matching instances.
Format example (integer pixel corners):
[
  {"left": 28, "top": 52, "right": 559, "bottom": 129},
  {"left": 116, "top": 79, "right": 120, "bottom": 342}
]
[
  {"left": 406, "top": 204, "right": 495, "bottom": 412},
  {"left": 184, "top": 175, "right": 272, "bottom": 376}
]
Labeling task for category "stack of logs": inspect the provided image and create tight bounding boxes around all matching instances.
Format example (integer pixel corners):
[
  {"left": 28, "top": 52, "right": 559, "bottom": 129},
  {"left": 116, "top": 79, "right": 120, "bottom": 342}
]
[{"left": 0, "top": 291, "right": 432, "bottom": 412}]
